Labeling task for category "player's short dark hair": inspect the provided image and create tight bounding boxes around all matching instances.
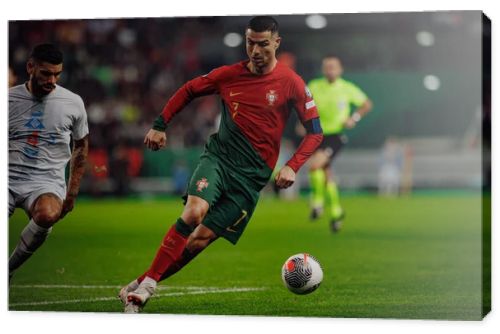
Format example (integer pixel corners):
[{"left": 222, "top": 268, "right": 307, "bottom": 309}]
[
  {"left": 247, "top": 16, "right": 279, "bottom": 35},
  {"left": 30, "top": 43, "right": 63, "bottom": 65}
]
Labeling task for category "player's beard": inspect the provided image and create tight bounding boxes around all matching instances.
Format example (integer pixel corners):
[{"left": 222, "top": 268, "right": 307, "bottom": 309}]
[{"left": 30, "top": 76, "right": 55, "bottom": 99}]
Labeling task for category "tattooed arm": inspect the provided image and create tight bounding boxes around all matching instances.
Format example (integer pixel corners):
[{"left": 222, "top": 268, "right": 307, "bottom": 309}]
[{"left": 61, "top": 135, "right": 89, "bottom": 218}]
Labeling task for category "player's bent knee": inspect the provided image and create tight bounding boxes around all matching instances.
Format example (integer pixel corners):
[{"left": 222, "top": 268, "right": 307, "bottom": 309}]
[
  {"left": 182, "top": 197, "right": 209, "bottom": 226},
  {"left": 31, "top": 194, "right": 63, "bottom": 226},
  {"left": 33, "top": 208, "right": 60, "bottom": 227},
  {"left": 182, "top": 207, "right": 207, "bottom": 226}
]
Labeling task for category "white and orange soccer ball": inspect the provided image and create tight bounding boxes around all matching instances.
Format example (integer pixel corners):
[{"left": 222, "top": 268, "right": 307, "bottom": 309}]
[{"left": 281, "top": 253, "right": 323, "bottom": 295}]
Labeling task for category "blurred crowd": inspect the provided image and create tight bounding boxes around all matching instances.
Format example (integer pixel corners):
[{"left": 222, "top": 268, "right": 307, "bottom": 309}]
[
  {"left": 9, "top": 19, "right": 229, "bottom": 149},
  {"left": 9, "top": 19, "right": 232, "bottom": 195},
  {"left": 10, "top": 13, "right": 484, "bottom": 195}
]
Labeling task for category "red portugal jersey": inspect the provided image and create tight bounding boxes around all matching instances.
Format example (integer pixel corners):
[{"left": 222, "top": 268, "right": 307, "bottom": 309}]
[{"left": 158, "top": 60, "right": 322, "bottom": 180}]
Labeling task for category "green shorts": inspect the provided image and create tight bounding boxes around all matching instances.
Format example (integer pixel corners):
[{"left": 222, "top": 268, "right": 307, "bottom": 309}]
[{"left": 186, "top": 153, "right": 261, "bottom": 245}]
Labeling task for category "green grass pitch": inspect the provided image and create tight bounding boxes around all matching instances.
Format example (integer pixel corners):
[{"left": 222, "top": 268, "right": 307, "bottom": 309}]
[{"left": 8, "top": 193, "right": 486, "bottom": 320}]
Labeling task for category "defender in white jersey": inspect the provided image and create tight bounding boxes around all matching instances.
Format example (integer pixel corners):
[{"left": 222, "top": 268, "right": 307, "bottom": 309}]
[{"left": 8, "top": 44, "right": 89, "bottom": 280}]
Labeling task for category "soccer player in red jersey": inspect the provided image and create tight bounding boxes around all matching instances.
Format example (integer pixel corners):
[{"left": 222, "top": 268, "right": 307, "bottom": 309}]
[{"left": 120, "top": 16, "right": 323, "bottom": 313}]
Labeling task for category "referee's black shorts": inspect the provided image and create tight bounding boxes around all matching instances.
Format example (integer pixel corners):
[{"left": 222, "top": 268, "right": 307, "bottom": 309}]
[{"left": 317, "top": 133, "right": 347, "bottom": 163}]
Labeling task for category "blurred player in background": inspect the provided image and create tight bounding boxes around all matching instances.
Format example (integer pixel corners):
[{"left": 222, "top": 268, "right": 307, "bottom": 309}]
[
  {"left": 307, "top": 56, "right": 372, "bottom": 232},
  {"left": 120, "top": 16, "right": 323, "bottom": 313},
  {"left": 9, "top": 44, "right": 89, "bottom": 280}
]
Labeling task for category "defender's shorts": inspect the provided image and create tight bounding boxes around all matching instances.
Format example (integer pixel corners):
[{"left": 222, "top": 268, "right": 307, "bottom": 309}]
[
  {"left": 186, "top": 154, "right": 261, "bottom": 245},
  {"left": 9, "top": 177, "right": 66, "bottom": 216}
]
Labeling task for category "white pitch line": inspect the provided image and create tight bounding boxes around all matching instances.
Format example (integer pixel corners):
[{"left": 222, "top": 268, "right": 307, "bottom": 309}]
[
  {"left": 10, "top": 284, "right": 224, "bottom": 291},
  {"left": 9, "top": 287, "right": 266, "bottom": 307}
]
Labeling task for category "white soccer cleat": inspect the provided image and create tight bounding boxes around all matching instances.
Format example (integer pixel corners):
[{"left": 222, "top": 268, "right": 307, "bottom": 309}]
[
  {"left": 124, "top": 302, "right": 141, "bottom": 314},
  {"left": 125, "top": 277, "right": 156, "bottom": 312},
  {"left": 118, "top": 279, "right": 139, "bottom": 305}
]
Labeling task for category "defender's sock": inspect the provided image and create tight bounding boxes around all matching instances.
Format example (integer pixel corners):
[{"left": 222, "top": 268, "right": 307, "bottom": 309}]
[
  {"left": 326, "top": 181, "right": 343, "bottom": 219},
  {"left": 309, "top": 169, "right": 326, "bottom": 209},
  {"left": 143, "top": 218, "right": 193, "bottom": 282},
  {"left": 9, "top": 219, "right": 52, "bottom": 274}
]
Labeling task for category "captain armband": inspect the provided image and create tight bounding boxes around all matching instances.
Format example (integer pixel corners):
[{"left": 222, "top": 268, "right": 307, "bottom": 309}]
[{"left": 303, "top": 117, "right": 323, "bottom": 134}]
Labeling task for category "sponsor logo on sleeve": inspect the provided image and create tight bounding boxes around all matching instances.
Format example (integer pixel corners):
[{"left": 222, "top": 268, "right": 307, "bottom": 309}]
[{"left": 305, "top": 100, "right": 316, "bottom": 110}]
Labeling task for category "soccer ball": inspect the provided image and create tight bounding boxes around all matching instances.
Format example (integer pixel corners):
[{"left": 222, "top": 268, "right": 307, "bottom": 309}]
[{"left": 281, "top": 253, "right": 323, "bottom": 295}]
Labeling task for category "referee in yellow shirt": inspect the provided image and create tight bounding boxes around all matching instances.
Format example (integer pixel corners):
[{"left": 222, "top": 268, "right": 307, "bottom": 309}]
[{"left": 308, "top": 56, "right": 372, "bottom": 232}]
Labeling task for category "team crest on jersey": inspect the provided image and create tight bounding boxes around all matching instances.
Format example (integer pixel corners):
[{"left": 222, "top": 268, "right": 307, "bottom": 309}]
[
  {"left": 23, "top": 110, "right": 45, "bottom": 159},
  {"left": 196, "top": 177, "right": 209, "bottom": 192},
  {"left": 24, "top": 111, "right": 45, "bottom": 130},
  {"left": 266, "top": 90, "right": 279, "bottom": 106}
]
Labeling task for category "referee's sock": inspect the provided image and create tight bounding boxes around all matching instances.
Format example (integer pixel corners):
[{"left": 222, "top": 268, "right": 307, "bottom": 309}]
[
  {"left": 309, "top": 169, "right": 326, "bottom": 210},
  {"left": 9, "top": 219, "right": 52, "bottom": 276},
  {"left": 326, "top": 181, "right": 343, "bottom": 220}
]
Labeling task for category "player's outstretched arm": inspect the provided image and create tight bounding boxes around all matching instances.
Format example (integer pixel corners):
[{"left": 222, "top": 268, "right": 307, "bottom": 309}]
[
  {"left": 144, "top": 129, "right": 167, "bottom": 151},
  {"left": 286, "top": 118, "right": 323, "bottom": 173},
  {"left": 145, "top": 68, "right": 222, "bottom": 152},
  {"left": 61, "top": 134, "right": 89, "bottom": 218}
]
